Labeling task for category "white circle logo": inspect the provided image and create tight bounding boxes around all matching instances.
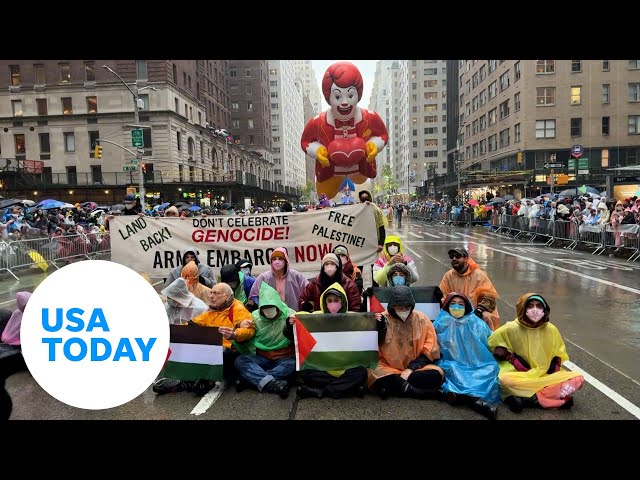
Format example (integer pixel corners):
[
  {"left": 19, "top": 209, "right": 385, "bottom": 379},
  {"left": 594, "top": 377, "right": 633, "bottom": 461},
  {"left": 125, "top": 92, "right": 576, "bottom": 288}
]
[{"left": 20, "top": 260, "right": 169, "bottom": 410}]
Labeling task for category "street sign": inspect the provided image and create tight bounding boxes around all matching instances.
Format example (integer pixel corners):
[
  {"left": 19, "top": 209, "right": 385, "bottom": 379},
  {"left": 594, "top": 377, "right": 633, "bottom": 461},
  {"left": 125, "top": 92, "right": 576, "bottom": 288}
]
[
  {"left": 123, "top": 164, "right": 138, "bottom": 172},
  {"left": 614, "top": 176, "right": 640, "bottom": 183},
  {"left": 570, "top": 144, "right": 583, "bottom": 158},
  {"left": 568, "top": 158, "right": 589, "bottom": 170},
  {"left": 544, "top": 163, "right": 563, "bottom": 169},
  {"left": 131, "top": 129, "right": 144, "bottom": 148}
]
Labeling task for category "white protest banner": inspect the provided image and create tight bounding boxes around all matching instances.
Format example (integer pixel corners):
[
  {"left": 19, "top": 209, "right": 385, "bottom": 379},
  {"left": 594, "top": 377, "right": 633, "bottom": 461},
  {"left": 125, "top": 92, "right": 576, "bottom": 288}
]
[{"left": 110, "top": 203, "right": 379, "bottom": 278}]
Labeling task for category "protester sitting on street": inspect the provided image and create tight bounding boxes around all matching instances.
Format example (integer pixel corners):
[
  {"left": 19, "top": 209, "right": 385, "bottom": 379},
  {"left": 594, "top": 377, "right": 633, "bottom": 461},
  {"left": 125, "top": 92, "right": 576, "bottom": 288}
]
[
  {"left": 161, "top": 278, "right": 209, "bottom": 325},
  {"left": 434, "top": 292, "right": 500, "bottom": 420},
  {"left": 299, "top": 253, "right": 361, "bottom": 313},
  {"left": 438, "top": 247, "right": 500, "bottom": 331},
  {"left": 384, "top": 262, "right": 417, "bottom": 288},
  {"left": 333, "top": 245, "right": 363, "bottom": 295},
  {"left": 290, "top": 282, "right": 368, "bottom": 400},
  {"left": 373, "top": 235, "right": 419, "bottom": 287},
  {"left": 164, "top": 206, "right": 179, "bottom": 218},
  {"left": 488, "top": 293, "right": 584, "bottom": 412},
  {"left": 220, "top": 263, "right": 255, "bottom": 308},
  {"left": 181, "top": 261, "right": 212, "bottom": 305},
  {"left": 247, "top": 247, "right": 309, "bottom": 312},
  {"left": 368, "top": 285, "right": 444, "bottom": 400},
  {"left": 164, "top": 250, "right": 216, "bottom": 289},
  {"left": 233, "top": 283, "right": 296, "bottom": 398}
]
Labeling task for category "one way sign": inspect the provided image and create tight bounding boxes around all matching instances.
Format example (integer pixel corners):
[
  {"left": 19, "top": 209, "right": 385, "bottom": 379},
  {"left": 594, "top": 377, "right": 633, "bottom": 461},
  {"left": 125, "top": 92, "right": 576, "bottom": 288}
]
[{"left": 544, "top": 163, "right": 563, "bottom": 169}]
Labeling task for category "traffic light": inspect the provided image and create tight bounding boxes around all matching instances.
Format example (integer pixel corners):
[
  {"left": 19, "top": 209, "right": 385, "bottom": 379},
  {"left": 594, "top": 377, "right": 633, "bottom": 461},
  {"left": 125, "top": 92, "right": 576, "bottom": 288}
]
[
  {"left": 95, "top": 145, "right": 103, "bottom": 159},
  {"left": 517, "top": 151, "right": 523, "bottom": 164}
]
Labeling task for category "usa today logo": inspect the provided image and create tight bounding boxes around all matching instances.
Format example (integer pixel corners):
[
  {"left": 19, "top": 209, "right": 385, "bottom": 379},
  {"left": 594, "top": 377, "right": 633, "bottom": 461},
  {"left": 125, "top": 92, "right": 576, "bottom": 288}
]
[{"left": 20, "top": 260, "right": 170, "bottom": 410}]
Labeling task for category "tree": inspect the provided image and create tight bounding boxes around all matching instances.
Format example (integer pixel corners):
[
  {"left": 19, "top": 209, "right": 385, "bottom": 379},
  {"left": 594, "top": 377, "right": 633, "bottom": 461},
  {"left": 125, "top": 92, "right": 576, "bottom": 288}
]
[
  {"left": 300, "top": 180, "right": 316, "bottom": 202},
  {"left": 380, "top": 165, "right": 398, "bottom": 198}
]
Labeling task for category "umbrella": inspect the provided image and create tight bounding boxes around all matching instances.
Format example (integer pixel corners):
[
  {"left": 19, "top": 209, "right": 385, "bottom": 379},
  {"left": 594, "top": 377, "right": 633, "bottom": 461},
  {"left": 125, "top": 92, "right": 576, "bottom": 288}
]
[
  {"left": 110, "top": 204, "right": 125, "bottom": 212},
  {"left": 39, "top": 200, "right": 68, "bottom": 210},
  {"left": 503, "top": 194, "right": 515, "bottom": 201},
  {"left": 189, "top": 205, "right": 202, "bottom": 211},
  {"left": 558, "top": 186, "right": 601, "bottom": 197},
  {"left": 173, "top": 201, "right": 189, "bottom": 208},
  {"left": 35, "top": 198, "right": 60, "bottom": 208},
  {"left": 0, "top": 198, "right": 24, "bottom": 209},
  {"left": 468, "top": 199, "right": 479, "bottom": 206},
  {"left": 154, "top": 202, "right": 171, "bottom": 211},
  {"left": 81, "top": 201, "right": 98, "bottom": 209},
  {"left": 19, "top": 200, "right": 36, "bottom": 207},
  {"left": 487, "top": 196, "right": 504, "bottom": 204}
]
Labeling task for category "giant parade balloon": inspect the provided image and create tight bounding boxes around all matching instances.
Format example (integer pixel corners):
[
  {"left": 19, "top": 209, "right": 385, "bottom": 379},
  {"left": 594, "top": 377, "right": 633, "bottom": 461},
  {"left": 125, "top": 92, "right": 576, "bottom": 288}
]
[{"left": 301, "top": 61, "right": 389, "bottom": 199}]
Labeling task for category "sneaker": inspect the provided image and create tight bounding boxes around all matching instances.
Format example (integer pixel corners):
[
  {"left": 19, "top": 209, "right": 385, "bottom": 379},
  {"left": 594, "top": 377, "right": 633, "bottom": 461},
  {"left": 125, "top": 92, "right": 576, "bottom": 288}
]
[
  {"left": 296, "top": 385, "right": 323, "bottom": 399},
  {"left": 504, "top": 395, "right": 524, "bottom": 413},
  {"left": 264, "top": 379, "right": 289, "bottom": 399},
  {"left": 192, "top": 379, "right": 214, "bottom": 396},
  {"left": 234, "top": 377, "right": 251, "bottom": 393},
  {"left": 152, "top": 378, "right": 187, "bottom": 395}
]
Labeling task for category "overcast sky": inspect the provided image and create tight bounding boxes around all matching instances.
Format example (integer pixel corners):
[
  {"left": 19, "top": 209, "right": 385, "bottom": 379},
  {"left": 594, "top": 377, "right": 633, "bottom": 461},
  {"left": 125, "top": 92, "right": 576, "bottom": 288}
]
[{"left": 311, "top": 60, "right": 381, "bottom": 108}]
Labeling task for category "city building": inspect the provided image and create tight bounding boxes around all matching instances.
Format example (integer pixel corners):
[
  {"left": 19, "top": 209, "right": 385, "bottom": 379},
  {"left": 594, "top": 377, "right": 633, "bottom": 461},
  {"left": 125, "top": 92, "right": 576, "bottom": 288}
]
[
  {"left": 0, "top": 60, "right": 295, "bottom": 206},
  {"left": 368, "top": 60, "right": 394, "bottom": 197},
  {"left": 452, "top": 60, "right": 640, "bottom": 200},
  {"left": 269, "top": 60, "right": 306, "bottom": 192}
]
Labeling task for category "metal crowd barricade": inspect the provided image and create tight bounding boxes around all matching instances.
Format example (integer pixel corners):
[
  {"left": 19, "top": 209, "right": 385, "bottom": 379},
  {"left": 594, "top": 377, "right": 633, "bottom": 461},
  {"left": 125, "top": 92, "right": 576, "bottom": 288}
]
[
  {"left": 553, "top": 220, "right": 578, "bottom": 250},
  {"left": 0, "top": 240, "right": 19, "bottom": 280},
  {"left": 51, "top": 233, "right": 91, "bottom": 269},
  {"left": 530, "top": 218, "right": 555, "bottom": 245},
  {"left": 577, "top": 223, "right": 606, "bottom": 255},
  {"left": 604, "top": 224, "right": 640, "bottom": 261},
  {"left": 6, "top": 237, "right": 56, "bottom": 275}
]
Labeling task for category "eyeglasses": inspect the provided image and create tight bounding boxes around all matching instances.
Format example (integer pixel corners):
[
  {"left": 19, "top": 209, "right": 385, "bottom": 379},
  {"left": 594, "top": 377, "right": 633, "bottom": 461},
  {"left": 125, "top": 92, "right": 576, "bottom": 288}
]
[{"left": 449, "top": 254, "right": 462, "bottom": 259}]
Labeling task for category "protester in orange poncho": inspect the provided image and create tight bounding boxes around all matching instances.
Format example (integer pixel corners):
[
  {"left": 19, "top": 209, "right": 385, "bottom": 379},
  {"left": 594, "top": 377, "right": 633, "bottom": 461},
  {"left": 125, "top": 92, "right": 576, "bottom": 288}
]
[
  {"left": 488, "top": 293, "right": 584, "bottom": 412},
  {"left": 181, "top": 261, "right": 212, "bottom": 305},
  {"left": 438, "top": 247, "right": 500, "bottom": 330}
]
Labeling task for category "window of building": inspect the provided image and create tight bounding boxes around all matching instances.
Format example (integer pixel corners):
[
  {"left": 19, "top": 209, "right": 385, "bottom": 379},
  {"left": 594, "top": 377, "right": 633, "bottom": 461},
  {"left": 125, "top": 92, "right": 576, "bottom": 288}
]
[
  {"left": 198, "top": 111, "right": 202, "bottom": 125},
  {"left": 246, "top": 83, "right": 252, "bottom": 95},
  {"left": 602, "top": 116, "right": 610, "bottom": 135},
  {"left": 34, "top": 64, "right": 45, "bottom": 85},
  {"left": 173, "top": 64, "right": 178, "bottom": 83},
  {"left": 37, "top": 133, "right": 51, "bottom": 155},
  {"left": 488, "top": 60, "right": 498, "bottom": 73},
  {"left": 424, "top": 127, "right": 438, "bottom": 134},
  {"left": 10, "top": 65, "right": 20, "bottom": 85},
  {"left": 88, "top": 131, "right": 100, "bottom": 157},
  {"left": 536, "top": 86, "right": 555, "bottom": 106},
  {"left": 602, "top": 60, "right": 610, "bottom": 71},
  {"left": 571, "top": 86, "right": 582, "bottom": 105},
  {"left": 136, "top": 60, "right": 148, "bottom": 80},
  {"left": 248, "top": 119, "right": 254, "bottom": 129},
  {"left": 472, "top": 72, "right": 479, "bottom": 89},
  {"left": 479, "top": 115, "right": 487, "bottom": 131},
  {"left": 600, "top": 148, "right": 609, "bottom": 167},
  {"left": 514, "top": 61, "right": 521, "bottom": 81},
  {"left": 62, "top": 97, "right": 73, "bottom": 114},
  {"left": 513, "top": 91, "right": 520, "bottom": 112},
  {"left": 249, "top": 135, "right": 255, "bottom": 144},
  {"left": 602, "top": 84, "right": 610, "bottom": 103},
  {"left": 424, "top": 79, "right": 437, "bottom": 88},
  {"left": 499, "top": 99, "right": 510, "bottom": 119},
  {"left": 536, "top": 60, "right": 555, "bottom": 74},
  {"left": 184, "top": 103, "right": 188, "bottom": 117},
  {"left": 479, "top": 90, "right": 487, "bottom": 107},
  {"left": 188, "top": 75, "right": 191, "bottom": 89},
  {"left": 425, "top": 68, "right": 437, "bottom": 75},
  {"left": 90, "top": 165, "right": 102, "bottom": 183},
  {"left": 176, "top": 131, "right": 182, "bottom": 151},
  {"left": 488, "top": 134, "right": 497, "bottom": 151},
  {"left": 269, "top": 68, "right": 277, "bottom": 75},
  {"left": 479, "top": 64, "right": 486, "bottom": 82},
  {"left": 64, "top": 132, "right": 75, "bottom": 152},
  {"left": 499, "top": 71, "right": 510, "bottom": 91},
  {"left": 412, "top": 82, "right": 417, "bottom": 90},
  {"left": 472, "top": 119, "right": 479, "bottom": 135},
  {"left": 571, "top": 60, "right": 582, "bottom": 72},
  {"left": 424, "top": 151, "right": 438, "bottom": 158},
  {"left": 424, "top": 115, "right": 437, "bottom": 123},
  {"left": 479, "top": 139, "right": 486, "bottom": 155},
  {"left": 629, "top": 83, "right": 640, "bottom": 102},
  {"left": 183, "top": 72, "right": 187, "bottom": 85},
  {"left": 232, "top": 120, "right": 240, "bottom": 129},
  {"left": 425, "top": 139, "right": 438, "bottom": 146},
  {"left": 570, "top": 118, "right": 582, "bottom": 136},
  {"left": 412, "top": 141, "right": 418, "bottom": 148},
  {"left": 14, "top": 134, "right": 26, "bottom": 155},
  {"left": 231, "top": 102, "right": 239, "bottom": 111},
  {"left": 245, "top": 67, "right": 251, "bottom": 77},
  {"left": 629, "top": 60, "right": 640, "bottom": 70},
  {"left": 247, "top": 101, "right": 253, "bottom": 111},
  {"left": 59, "top": 63, "right": 71, "bottom": 83},
  {"left": 424, "top": 91, "right": 437, "bottom": 100},
  {"left": 86, "top": 96, "right": 97, "bottom": 113},
  {"left": 628, "top": 115, "right": 640, "bottom": 134},
  {"left": 472, "top": 143, "right": 479, "bottom": 157},
  {"left": 174, "top": 97, "right": 179, "bottom": 112},
  {"left": 536, "top": 119, "right": 556, "bottom": 138},
  {"left": 499, "top": 128, "right": 510, "bottom": 148},
  {"left": 143, "top": 128, "right": 152, "bottom": 149},
  {"left": 84, "top": 61, "right": 95, "bottom": 82},
  {"left": 489, "top": 108, "right": 497, "bottom": 125},
  {"left": 36, "top": 98, "right": 47, "bottom": 116},
  {"left": 11, "top": 100, "right": 22, "bottom": 117},
  {"left": 488, "top": 81, "right": 497, "bottom": 99},
  {"left": 514, "top": 123, "right": 521, "bottom": 142}
]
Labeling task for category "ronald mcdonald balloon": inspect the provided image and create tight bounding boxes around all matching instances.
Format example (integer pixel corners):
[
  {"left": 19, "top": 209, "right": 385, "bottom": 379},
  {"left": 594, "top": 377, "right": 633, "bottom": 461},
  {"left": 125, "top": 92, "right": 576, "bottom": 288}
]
[{"left": 301, "top": 61, "right": 389, "bottom": 199}]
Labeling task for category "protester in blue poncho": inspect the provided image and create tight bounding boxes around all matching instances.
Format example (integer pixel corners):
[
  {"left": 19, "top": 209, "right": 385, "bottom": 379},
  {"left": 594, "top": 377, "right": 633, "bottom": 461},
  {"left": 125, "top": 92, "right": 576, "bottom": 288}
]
[{"left": 434, "top": 292, "right": 500, "bottom": 420}]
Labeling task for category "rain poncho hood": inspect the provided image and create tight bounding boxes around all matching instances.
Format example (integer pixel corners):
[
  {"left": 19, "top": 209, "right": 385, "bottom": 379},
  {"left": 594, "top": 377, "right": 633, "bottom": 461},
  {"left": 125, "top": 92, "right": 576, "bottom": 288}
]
[
  {"left": 382, "top": 235, "right": 404, "bottom": 260},
  {"left": 320, "top": 282, "right": 348, "bottom": 313},
  {"left": 236, "top": 282, "right": 292, "bottom": 355},
  {"left": 220, "top": 263, "right": 247, "bottom": 303},
  {"left": 161, "top": 278, "right": 208, "bottom": 325},
  {"left": 434, "top": 293, "right": 500, "bottom": 403},
  {"left": 182, "top": 250, "right": 199, "bottom": 265},
  {"left": 270, "top": 247, "right": 290, "bottom": 275},
  {"left": 385, "top": 262, "right": 415, "bottom": 287},
  {"left": 387, "top": 284, "right": 415, "bottom": 320},
  {"left": 516, "top": 292, "right": 550, "bottom": 328},
  {"left": 1, "top": 291, "right": 31, "bottom": 345}
]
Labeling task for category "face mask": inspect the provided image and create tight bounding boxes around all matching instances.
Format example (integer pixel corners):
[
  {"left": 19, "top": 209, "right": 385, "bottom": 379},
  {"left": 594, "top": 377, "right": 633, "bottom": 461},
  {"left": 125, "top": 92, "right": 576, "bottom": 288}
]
[
  {"left": 241, "top": 268, "right": 251, "bottom": 276},
  {"left": 271, "top": 259, "right": 285, "bottom": 270},
  {"left": 324, "top": 264, "right": 337, "bottom": 276},
  {"left": 387, "top": 245, "right": 399, "bottom": 255},
  {"left": 262, "top": 307, "right": 278, "bottom": 319},
  {"left": 327, "top": 301, "right": 342, "bottom": 314},
  {"left": 392, "top": 275, "right": 406, "bottom": 286},
  {"left": 449, "top": 304, "right": 465, "bottom": 318},
  {"left": 526, "top": 307, "right": 545, "bottom": 322},
  {"left": 396, "top": 310, "right": 410, "bottom": 321}
]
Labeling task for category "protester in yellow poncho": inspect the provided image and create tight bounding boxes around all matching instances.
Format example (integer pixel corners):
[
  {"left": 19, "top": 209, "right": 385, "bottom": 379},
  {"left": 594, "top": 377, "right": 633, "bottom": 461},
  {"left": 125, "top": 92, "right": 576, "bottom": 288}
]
[{"left": 488, "top": 293, "right": 584, "bottom": 412}]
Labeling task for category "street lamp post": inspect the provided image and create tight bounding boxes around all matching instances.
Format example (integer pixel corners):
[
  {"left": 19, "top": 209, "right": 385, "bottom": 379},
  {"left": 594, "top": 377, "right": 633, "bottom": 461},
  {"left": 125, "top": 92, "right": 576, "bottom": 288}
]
[{"left": 101, "top": 65, "right": 156, "bottom": 206}]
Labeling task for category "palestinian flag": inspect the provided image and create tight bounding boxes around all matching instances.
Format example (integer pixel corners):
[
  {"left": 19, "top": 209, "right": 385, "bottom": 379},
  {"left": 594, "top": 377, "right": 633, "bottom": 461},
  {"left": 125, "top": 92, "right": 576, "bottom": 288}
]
[
  {"left": 161, "top": 325, "right": 223, "bottom": 382},
  {"left": 367, "top": 286, "right": 442, "bottom": 321},
  {"left": 293, "top": 313, "right": 378, "bottom": 372}
]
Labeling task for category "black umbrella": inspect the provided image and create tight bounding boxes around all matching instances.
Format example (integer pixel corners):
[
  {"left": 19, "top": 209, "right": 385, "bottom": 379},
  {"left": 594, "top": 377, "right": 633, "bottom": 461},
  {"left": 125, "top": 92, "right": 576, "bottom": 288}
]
[
  {"left": 110, "top": 204, "right": 125, "bottom": 212},
  {"left": 0, "top": 198, "right": 24, "bottom": 209},
  {"left": 502, "top": 194, "right": 515, "bottom": 201}
]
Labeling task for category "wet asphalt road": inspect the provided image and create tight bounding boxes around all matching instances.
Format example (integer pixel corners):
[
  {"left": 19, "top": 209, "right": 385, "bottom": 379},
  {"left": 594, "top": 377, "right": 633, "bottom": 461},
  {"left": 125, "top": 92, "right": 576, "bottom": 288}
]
[{"left": 2, "top": 219, "right": 640, "bottom": 421}]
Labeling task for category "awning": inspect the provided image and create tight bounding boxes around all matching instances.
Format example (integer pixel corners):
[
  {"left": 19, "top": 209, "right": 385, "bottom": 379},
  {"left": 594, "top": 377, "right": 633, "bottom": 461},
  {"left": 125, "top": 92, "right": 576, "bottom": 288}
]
[{"left": 606, "top": 165, "right": 640, "bottom": 171}]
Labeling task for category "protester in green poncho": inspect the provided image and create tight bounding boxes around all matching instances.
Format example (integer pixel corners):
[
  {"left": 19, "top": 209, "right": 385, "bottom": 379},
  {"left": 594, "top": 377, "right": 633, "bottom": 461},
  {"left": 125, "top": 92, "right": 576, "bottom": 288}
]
[{"left": 233, "top": 282, "right": 296, "bottom": 398}]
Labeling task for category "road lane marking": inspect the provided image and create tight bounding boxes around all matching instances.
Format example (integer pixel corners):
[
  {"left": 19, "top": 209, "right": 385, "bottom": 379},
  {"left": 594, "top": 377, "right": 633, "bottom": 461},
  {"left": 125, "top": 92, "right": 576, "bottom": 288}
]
[
  {"left": 153, "top": 281, "right": 163, "bottom": 286},
  {"left": 403, "top": 245, "right": 422, "bottom": 259},
  {"left": 408, "top": 232, "right": 423, "bottom": 239},
  {"left": 0, "top": 299, "right": 16, "bottom": 306},
  {"left": 419, "top": 231, "right": 441, "bottom": 238},
  {"left": 190, "top": 379, "right": 227, "bottom": 416},
  {"left": 563, "top": 361, "right": 640, "bottom": 419}
]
